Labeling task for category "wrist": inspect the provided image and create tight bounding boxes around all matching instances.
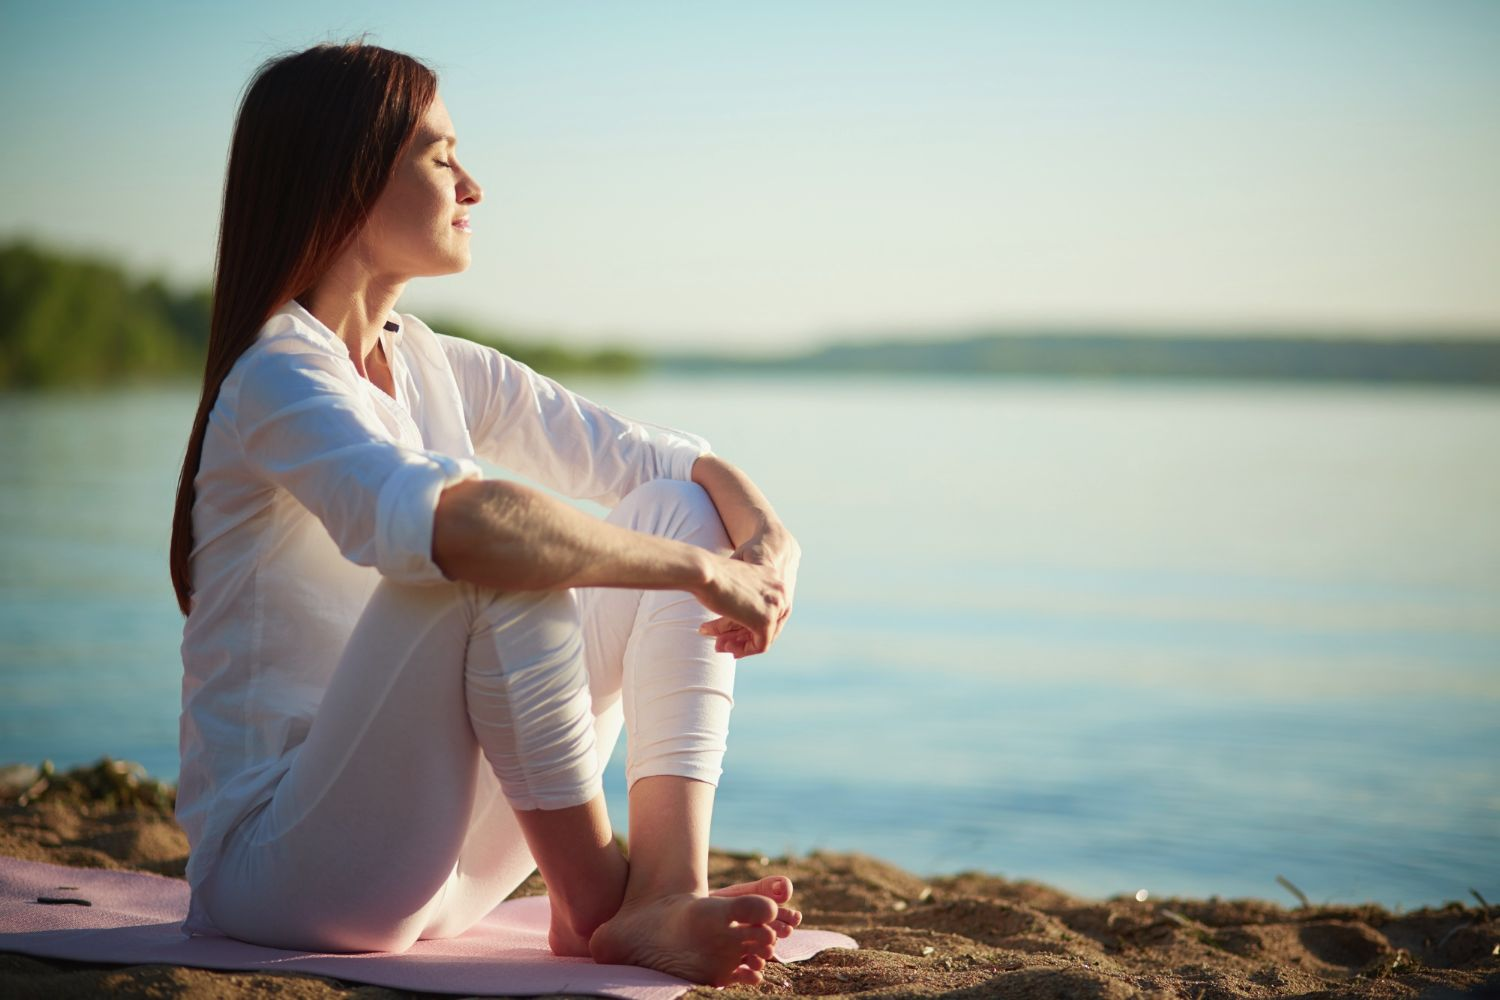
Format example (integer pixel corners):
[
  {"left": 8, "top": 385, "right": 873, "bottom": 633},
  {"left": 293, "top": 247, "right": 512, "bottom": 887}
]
[{"left": 681, "top": 545, "right": 717, "bottom": 595}]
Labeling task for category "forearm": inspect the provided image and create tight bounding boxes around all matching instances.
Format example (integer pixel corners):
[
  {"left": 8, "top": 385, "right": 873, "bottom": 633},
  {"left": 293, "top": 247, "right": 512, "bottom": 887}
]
[
  {"left": 431, "top": 478, "right": 712, "bottom": 592},
  {"left": 689, "top": 453, "right": 791, "bottom": 551},
  {"left": 688, "top": 453, "right": 800, "bottom": 657}
]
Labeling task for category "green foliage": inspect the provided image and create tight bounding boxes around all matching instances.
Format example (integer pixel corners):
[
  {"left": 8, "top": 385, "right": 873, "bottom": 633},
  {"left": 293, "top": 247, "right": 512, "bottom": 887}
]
[
  {"left": 0, "top": 238, "right": 642, "bottom": 388},
  {"left": 0, "top": 238, "right": 206, "bottom": 388}
]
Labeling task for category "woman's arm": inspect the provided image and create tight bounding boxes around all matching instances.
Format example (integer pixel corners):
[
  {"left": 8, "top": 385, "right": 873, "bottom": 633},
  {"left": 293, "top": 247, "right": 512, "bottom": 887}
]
[
  {"left": 432, "top": 332, "right": 795, "bottom": 652},
  {"left": 435, "top": 331, "right": 706, "bottom": 506},
  {"left": 689, "top": 453, "right": 791, "bottom": 552},
  {"left": 690, "top": 453, "right": 801, "bottom": 658},
  {"left": 432, "top": 478, "right": 789, "bottom": 650}
]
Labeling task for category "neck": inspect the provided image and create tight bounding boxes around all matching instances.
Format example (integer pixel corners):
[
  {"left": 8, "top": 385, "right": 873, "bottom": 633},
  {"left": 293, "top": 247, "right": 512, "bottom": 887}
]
[{"left": 296, "top": 272, "right": 406, "bottom": 376}]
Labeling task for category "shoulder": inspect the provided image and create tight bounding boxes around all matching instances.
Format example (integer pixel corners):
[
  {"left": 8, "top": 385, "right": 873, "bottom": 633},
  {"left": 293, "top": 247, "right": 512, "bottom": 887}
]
[
  {"left": 399, "top": 313, "right": 495, "bottom": 365},
  {"left": 224, "top": 313, "right": 359, "bottom": 414},
  {"left": 235, "top": 309, "right": 349, "bottom": 371},
  {"left": 398, "top": 313, "right": 513, "bottom": 389}
]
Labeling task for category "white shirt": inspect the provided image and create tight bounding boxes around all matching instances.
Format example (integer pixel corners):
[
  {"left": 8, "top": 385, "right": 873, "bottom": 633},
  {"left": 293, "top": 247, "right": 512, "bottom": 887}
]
[{"left": 175, "top": 297, "right": 709, "bottom": 936}]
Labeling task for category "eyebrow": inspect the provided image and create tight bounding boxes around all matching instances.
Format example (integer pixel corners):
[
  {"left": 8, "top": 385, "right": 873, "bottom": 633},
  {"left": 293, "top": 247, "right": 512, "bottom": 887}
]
[{"left": 426, "top": 134, "right": 457, "bottom": 146}]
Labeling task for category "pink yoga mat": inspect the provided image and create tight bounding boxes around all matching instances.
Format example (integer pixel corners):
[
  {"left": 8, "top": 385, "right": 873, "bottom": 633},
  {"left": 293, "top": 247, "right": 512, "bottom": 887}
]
[{"left": 0, "top": 856, "right": 856, "bottom": 999}]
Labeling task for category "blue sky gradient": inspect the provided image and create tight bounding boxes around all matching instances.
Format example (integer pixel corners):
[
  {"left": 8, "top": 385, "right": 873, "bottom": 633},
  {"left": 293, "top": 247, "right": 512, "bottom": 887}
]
[{"left": 3, "top": 0, "right": 1497, "bottom": 351}]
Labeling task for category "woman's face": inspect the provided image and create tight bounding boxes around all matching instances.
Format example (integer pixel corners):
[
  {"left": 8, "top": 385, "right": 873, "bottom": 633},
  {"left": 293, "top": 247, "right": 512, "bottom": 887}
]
[{"left": 359, "top": 93, "right": 482, "bottom": 279}]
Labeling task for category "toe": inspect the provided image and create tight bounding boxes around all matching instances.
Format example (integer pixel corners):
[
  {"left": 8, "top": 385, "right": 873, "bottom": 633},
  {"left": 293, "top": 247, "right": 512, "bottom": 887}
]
[
  {"left": 764, "top": 876, "right": 793, "bottom": 901},
  {"left": 725, "top": 894, "right": 779, "bottom": 925},
  {"left": 742, "top": 924, "right": 777, "bottom": 955},
  {"left": 712, "top": 875, "right": 793, "bottom": 902},
  {"left": 725, "top": 965, "right": 764, "bottom": 987},
  {"left": 747, "top": 924, "right": 776, "bottom": 945}
]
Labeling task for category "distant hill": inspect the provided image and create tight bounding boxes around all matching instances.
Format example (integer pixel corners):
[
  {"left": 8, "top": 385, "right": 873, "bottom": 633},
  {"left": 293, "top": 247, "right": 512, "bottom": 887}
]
[
  {"left": 8, "top": 238, "right": 1496, "bottom": 388},
  {"left": 657, "top": 328, "right": 1500, "bottom": 385},
  {"left": 0, "top": 239, "right": 641, "bottom": 389}
]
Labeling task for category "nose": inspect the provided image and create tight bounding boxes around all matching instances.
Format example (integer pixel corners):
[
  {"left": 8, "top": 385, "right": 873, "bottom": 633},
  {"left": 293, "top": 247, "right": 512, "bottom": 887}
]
[{"left": 459, "top": 167, "right": 482, "bottom": 206}]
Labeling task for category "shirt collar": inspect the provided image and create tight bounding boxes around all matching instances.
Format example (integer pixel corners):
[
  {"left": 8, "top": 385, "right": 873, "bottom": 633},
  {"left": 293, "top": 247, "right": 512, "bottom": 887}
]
[{"left": 273, "top": 297, "right": 404, "bottom": 356}]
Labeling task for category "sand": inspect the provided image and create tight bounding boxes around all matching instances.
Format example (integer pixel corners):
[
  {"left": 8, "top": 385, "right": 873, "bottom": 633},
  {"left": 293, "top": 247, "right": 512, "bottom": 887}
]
[{"left": 2, "top": 758, "right": 1496, "bottom": 999}]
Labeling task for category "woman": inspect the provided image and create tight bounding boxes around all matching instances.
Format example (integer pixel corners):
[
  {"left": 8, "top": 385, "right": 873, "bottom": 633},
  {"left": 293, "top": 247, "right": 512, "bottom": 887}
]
[{"left": 168, "top": 39, "right": 802, "bottom": 987}]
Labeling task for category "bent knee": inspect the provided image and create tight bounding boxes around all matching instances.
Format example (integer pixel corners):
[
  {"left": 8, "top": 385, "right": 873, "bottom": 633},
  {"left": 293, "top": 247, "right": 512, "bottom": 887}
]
[
  {"left": 612, "top": 478, "right": 728, "bottom": 550},
  {"left": 620, "top": 477, "right": 714, "bottom": 516}
]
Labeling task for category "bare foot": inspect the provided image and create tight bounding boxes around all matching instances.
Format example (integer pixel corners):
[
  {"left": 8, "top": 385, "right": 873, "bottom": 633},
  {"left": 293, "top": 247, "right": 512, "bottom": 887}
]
[
  {"left": 710, "top": 875, "right": 803, "bottom": 939},
  {"left": 552, "top": 875, "right": 798, "bottom": 959},
  {"left": 589, "top": 891, "right": 779, "bottom": 986},
  {"left": 548, "top": 912, "right": 592, "bottom": 958}
]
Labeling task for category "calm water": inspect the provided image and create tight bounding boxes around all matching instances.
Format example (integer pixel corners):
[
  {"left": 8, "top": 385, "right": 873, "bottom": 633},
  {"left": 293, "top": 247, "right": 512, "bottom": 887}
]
[{"left": 1, "top": 375, "right": 1496, "bottom": 910}]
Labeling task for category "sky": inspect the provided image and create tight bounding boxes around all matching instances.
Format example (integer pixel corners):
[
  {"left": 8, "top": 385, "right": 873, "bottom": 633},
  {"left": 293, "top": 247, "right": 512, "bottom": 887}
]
[{"left": 2, "top": 0, "right": 1498, "bottom": 353}]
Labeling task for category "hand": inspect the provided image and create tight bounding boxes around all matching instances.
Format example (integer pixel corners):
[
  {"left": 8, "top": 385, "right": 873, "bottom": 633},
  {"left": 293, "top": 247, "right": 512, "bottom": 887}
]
[
  {"left": 693, "top": 555, "right": 787, "bottom": 659},
  {"left": 697, "top": 531, "right": 800, "bottom": 658}
]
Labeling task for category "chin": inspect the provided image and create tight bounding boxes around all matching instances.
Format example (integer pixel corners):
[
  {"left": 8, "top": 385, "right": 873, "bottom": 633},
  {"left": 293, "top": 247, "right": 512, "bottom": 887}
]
[{"left": 424, "top": 255, "right": 470, "bottom": 278}]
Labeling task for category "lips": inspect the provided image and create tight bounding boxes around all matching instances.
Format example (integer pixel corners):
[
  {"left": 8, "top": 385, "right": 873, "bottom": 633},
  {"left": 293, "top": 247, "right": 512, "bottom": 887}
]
[{"left": 452, "top": 218, "right": 472, "bottom": 232}]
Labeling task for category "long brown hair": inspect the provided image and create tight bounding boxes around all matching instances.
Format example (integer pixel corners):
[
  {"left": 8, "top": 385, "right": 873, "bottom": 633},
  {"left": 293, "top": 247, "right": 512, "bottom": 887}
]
[{"left": 169, "top": 37, "right": 438, "bottom": 615}]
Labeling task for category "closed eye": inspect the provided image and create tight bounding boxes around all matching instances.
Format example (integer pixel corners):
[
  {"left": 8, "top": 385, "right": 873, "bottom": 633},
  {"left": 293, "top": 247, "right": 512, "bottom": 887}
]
[{"left": 436, "top": 160, "right": 452, "bottom": 168}]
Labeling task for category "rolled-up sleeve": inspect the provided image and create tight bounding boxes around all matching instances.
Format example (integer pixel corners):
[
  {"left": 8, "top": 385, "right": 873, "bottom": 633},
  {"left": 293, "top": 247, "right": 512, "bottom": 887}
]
[
  {"left": 232, "top": 345, "right": 482, "bottom": 584},
  {"left": 436, "top": 332, "right": 710, "bottom": 505}
]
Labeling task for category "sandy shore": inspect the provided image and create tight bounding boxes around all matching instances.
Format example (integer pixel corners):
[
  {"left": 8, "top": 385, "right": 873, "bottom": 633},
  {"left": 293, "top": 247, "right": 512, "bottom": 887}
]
[{"left": 2, "top": 758, "right": 1495, "bottom": 998}]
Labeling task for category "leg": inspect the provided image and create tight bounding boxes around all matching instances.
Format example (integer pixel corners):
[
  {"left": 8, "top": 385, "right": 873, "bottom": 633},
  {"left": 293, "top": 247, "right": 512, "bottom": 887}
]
[
  {"left": 214, "top": 478, "right": 788, "bottom": 977},
  {"left": 424, "top": 479, "right": 797, "bottom": 956},
  {"left": 198, "top": 578, "right": 619, "bottom": 953},
  {"left": 578, "top": 481, "right": 789, "bottom": 985}
]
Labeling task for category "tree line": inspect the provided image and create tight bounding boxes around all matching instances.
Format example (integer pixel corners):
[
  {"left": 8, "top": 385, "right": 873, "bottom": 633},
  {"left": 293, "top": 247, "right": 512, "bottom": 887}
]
[
  {"left": 661, "top": 327, "right": 1500, "bottom": 385},
  {"left": 0, "top": 238, "right": 641, "bottom": 389}
]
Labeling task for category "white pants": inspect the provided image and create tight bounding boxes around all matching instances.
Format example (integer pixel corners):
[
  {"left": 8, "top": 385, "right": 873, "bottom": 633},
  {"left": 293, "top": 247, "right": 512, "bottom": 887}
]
[{"left": 199, "top": 479, "right": 736, "bottom": 953}]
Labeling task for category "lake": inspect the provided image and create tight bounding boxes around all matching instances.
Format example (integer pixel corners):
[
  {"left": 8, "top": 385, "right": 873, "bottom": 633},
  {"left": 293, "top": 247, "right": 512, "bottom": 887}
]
[{"left": 1, "top": 373, "right": 1496, "bottom": 911}]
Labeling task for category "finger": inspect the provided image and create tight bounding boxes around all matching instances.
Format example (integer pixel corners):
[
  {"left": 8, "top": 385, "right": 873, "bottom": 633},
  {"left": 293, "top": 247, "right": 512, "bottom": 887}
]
[
  {"left": 712, "top": 621, "right": 751, "bottom": 638},
  {"left": 698, "top": 617, "right": 738, "bottom": 636},
  {"left": 718, "top": 632, "right": 755, "bottom": 653},
  {"left": 757, "top": 617, "right": 784, "bottom": 653},
  {"left": 711, "top": 623, "right": 753, "bottom": 643},
  {"left": 711, "top": 623, "right": 752, "bottom": 646}
]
